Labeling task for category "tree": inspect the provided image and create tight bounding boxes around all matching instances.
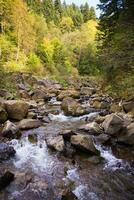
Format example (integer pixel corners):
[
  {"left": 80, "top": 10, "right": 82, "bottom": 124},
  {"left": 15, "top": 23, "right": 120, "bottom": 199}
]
[
  {"left": 42, "top": 0, "right": 54, "bottom": 23},
  {"left": 54, "top": 0, "right": 63, "bottom": 17},
  {"left": 60, "top": 17, "right": 74, "bottom": 33},
  {"left": 0, "top": 0, "right": 13, "bottom": 33},
  {"left": 89, "top": 7, "right": 96, "bottom": 20},
  {"left": 25, "top": 0, "right": 42, "bottom": 14},
  {"left": 98, "top": 0, "right": 134, "bottom": 95},
  {"left": 11, "top": 0, "right": 36, "bottom": 60},
  {"left": 80, "top": 2, "right": 91, "bottom": 22}
]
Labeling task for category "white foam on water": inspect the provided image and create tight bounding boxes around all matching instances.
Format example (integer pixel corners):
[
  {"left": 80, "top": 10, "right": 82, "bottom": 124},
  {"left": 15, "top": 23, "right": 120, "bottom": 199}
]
[
  {"left": 48, "top": 112, "right": 72, "bottom": 122},
  {"left": 66, "top": 168, "right": 79, "bottom": 181},
  {"left": 49, "top": 112, "right": 98, "bottom": 122},
  {"left": 96, "top": 145, "right": 124, "bottom": 170},
  {"left": 73, "top": 185, "right": 99, "bottom": 200},
  {"left": 49, "top": 97, "right": 61, "bottom": 105},
  {"left": 10, "top": 138, "right": 54, "bottom": 173}
]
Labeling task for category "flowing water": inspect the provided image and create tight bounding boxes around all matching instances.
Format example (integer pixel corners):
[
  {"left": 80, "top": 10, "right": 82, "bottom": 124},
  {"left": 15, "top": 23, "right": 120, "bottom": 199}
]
[{"left": 0, "top": 99, "right": 134, "bottom": 200}]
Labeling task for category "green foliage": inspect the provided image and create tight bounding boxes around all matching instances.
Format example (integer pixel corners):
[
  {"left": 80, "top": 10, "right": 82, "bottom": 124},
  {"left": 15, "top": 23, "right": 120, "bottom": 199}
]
[
  {"left": 0, "top": 0, "right": 99, "bottom": 83},
  {"left": 60, "top": 17, "right": 74, "bottom": 33},
  {"left": 78, "top": 44, "right": 99, "bottom": 75},
  {"left": 80, "top": 3, "right": 96, "bottom": 23},
  {"left": 98, "top": 0, "right": 134, "bottom": 97},
  {"left": 26, "top": 53, "right": 43, "bottom": 74}
]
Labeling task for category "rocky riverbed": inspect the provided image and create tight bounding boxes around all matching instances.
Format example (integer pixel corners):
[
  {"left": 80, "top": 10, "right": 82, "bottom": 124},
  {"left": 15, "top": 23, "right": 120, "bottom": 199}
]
[{"left": 0, "top": 73, "right": 134, "bottom": 200}]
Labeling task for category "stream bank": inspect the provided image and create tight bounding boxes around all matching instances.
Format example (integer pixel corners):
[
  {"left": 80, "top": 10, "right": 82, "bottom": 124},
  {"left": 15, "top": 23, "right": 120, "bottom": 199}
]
[{"left": 0, "top": 73, "right": 134, "bottom": 200}]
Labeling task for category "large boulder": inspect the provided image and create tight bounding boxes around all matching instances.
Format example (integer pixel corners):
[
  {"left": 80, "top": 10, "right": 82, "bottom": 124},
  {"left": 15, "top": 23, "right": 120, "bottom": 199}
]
[
  {"left": 78, "top": 122, "right": 103, "bottom": 135},
  {"left": 80, "top": 87, "right": 96, "bottom": 96},
  {"left": 18, "top": 119, "right": 42, "bottom": 129},
  {"left": 70, "top": 134, "right": 100, "bottom": 155},
  {"left": 1, "top": 120, "right": 21, "bottom": 139},
  {"left": 0, "top": 143, "right": 16, "bottom": 161},
  {"left": 5, "top": 100, "right": 29, "bottom": 120},
  {"left": 0, "top": 171, "right": 14, "bottom": 191},
  {"left": 92, "top": 100, "right": 110, "bottom": 110},
  {"left": 61, "top": 97, "right": 85, "bottom": 116},
  {"left": 0, "top": 106, "right": 7, "bottom": 123},
  {"left": 60, "top": 130, "right": 76, "bottom": 141},
  {"left": 122, "top": 101, "right": 134, "bottom": 113},
  {"left": 57, "top": 89, "right": 80, "bottom": 101},
  {"left": 118, "top": 122, "right": 134, "bottom": 145},
  {"left": 102, "top": 114, "right": 124, "bottom": 136},
  {"left": 46, "top": 136, "right": 65, "bottom": 152}
]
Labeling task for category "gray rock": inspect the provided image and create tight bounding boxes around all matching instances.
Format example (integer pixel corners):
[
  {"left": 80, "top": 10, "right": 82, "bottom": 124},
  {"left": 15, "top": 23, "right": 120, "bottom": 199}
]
[
  {"left": 60, "top": 130, "right": 76, "bottom": 141},
  {"left": 96, "top": 134, "right": 110, "bottom": 144},
  {"left": 71, "top": 134, "right": 100, "bottom": 155},
  {"left": 57, "top": 89, "right": 79, "bottom": 101},
  {"left": 80, "top": 87, "right": 96, "bottom": 96},
  {"left": 118, "top": 122, "right": 134, "bottom": 145},
  {"left": 0, "top": 106, "right": 7, "bottom": 123},
  {"left": 2, "top": 120, "right": 21, "bottom": 139},
  {"left": 5, "top": 100, "right": 29, "bottom": 120},
  {"left": 79, "top": 122, "right": 103, "bottom": 135},
  {"left": 0, "top": 143, "right": 16, "bottom": 161},
  {"left": 122, "top": 101, "right": 134, "bottom": 113},
  {"left": 61, "top": 97, "right": 85, "bottom": 116},
  {"left": 87, "top": 156, "right": 102, "bottom": 164},
  {"left": 18, "top": 119, "right": 41, "bottom": 129},
  {"left": 102, "top": 114, "right": 124, "bottom": 135},
  {"left": 46, "top": 136, "right": 65, "bottom": 152},
  {"left": 0, "top": 171, "right": 14, "bottom": 190}
]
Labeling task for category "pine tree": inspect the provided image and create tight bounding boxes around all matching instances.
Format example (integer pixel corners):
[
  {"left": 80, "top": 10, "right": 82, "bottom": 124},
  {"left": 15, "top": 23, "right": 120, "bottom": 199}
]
[
  {"left": 89, "top": 7, "right": 96, "bottom": 20},
  {"left": 81, "top": 3, "right": 90, "bottom": 22},
  {"left": 54, "top": 0, "right": 63, "bottom": 17},
  {"left": 42, "top": 0, "right": 54, "bottom": 23}
]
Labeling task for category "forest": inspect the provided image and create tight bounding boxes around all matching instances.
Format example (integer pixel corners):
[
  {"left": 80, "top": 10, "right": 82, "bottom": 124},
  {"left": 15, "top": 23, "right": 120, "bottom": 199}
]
[{"left": 0, "top": 0, "right": 133, "bottom": 97}]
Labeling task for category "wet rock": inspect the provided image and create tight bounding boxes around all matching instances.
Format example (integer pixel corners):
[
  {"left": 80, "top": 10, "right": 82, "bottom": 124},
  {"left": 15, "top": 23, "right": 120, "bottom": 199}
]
[
  {"left": 61, "top": 188, "right": 78, "bottom": 200},
  {"left": 57, "top": 89, "right": 80, "bottom": 101},
  {"left": 0, "top": 99, "right": 5, "bottom": 109},
  {"left": 94, "top": 115, "right": 106, "bottom": 124},
  {"left": 23, "top": 73, "right": 38, "bottom": 86},
  {"left": 64, "top": 142, "right": 76, "bottom": 158},
  {"left": 27, "top": 111, "right": 37, "bottom": 119},
  {"left": 95, "top": 134, "right": 110, "bottom": 144},
  {"left": 92, "top": 100, "right": 110, "bottom": 110},
  {"left": 118, "top": 122, "right": 134, "bottom": 145},
  {"left": 0, "top": 89, "right": 14, "bottom": 100},
  {"left": 46, "top": 136, "right": 65, "bottom": 152},
  {"left": 80, "top": 87, "right": 96, "bottom": 96},
  {"left": 19, "top": 90, "right": 31, "bottom": 99},
  {"left": 38, "top": 79, "right": 62, "bottom": 90},
  {"left": 60, "top": 130, "right": 76, "bottom": 141},
  {"left": 27, "top": 100, "right": 37, "bottom": 109},
  {"left": 102, "top": 114, "right": 124, "bottom": 136},
  {"left": 5, "top": 100, "right": 29, "bottom": 120},
  {"left": 0, "top": 171, "right": 14, "bottom": 190},
  {"left": 0, "top": 106, "right": 7, "bottom": 123},
  {"left": 28, "top": 134, "right": 38, "bottom": 144},
  {"left": 18, "top": 119, "right": 42, "bottom": 129},
  {"left": 62, "top": 97, "right": 85, "bottom": 116},
  {"left": 87, "top": 155, "right": 102, "bottom": 164},
  {"left": 122, "top": 101, "right": 134, "bottom": 113},
  {"left": 0, "top": 143, "right": 16, "bottom": 161},
  {"left": 110, "top": 103, "right": 122, "bottom": 113},
  {"left": 78, "top": 122, "right": 103, "bottom": 135},
  {"left": 70, "top": 135, "right": 100, "bottom": 155},
  {"left": 1, "top": 120, "right": 21, "bottom": 139},
  {"left": 32, "top": 88, "right": 47, "bottom": 100},
  {"left": 42, "top": 116, "right": 51, "bottom": 123}
]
